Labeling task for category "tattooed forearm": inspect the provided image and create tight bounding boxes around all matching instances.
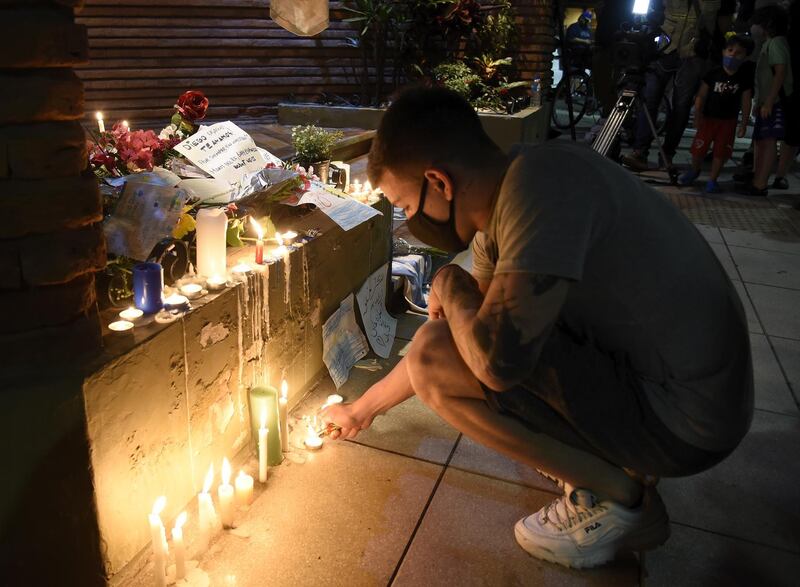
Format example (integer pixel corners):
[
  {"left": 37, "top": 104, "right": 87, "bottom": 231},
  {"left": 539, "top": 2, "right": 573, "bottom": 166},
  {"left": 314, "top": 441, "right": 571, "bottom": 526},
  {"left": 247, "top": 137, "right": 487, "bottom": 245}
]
[{"left": 434, "top": 268, "right": 569, "bottom": 390}]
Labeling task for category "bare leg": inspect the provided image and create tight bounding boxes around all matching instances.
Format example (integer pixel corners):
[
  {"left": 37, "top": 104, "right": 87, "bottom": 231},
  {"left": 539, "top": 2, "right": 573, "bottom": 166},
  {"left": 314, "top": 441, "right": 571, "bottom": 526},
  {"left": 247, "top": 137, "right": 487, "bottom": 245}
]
[
  {"left": 709, "top": 156, "right": 726, "bottom": 181},
  {"left": 690, "top": 155, "right": 703, "bottom": 174},
  {"left": 753, "top": 138, "right": 777, "bottom": 190},
  {"left": 776, "top": 141, "right": 798, "bottom": 179},
  {"left": 406, "top": 320, "right": 643, "bottom": 506}
]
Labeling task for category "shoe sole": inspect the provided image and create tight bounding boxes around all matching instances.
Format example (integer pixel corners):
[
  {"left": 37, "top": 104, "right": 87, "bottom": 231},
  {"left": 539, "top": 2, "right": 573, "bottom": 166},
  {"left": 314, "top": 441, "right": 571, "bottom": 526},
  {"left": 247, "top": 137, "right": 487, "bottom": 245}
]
[{"left": 513, "top": 513, "right": 671, "bottom": 570}]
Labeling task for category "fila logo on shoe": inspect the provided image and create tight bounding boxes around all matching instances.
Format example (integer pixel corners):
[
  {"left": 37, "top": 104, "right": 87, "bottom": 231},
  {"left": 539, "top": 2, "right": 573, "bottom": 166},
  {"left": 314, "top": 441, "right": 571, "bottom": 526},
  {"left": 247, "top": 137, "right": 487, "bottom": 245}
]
[{"left": 584, "top": 522, "right": 602, "bottom": 534}]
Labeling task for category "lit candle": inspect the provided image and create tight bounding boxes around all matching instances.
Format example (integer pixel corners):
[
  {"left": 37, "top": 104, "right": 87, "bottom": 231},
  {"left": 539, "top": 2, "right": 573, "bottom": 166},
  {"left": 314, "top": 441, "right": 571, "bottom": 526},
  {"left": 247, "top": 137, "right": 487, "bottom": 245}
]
[
  {"left": 148, "top": 496, "right": 168, "bottom": 587},
  {"left": 163, "top": 293, "right": 189, "bottom": 311},
  {"left": 179, "top": 282, "right": 203, "bottom": 299},
  {"left": 206, "top": 274, "right": 227, "bottom": 291},
  {"left": 304, "top": 423, "right": 323, "bottom": 451},
  {"left": 108, "top": 320, "right": 134, "bottom": 333},
  {"left": 279, "top": 381, "right": 289, "bottom": 452},
  {"left": 352, "top": 179, "right": 361, "bottom": 196},
  {"left": 258, "top": 408, "right": 268, "bottom": 483},
  {"left": 197, "top": 465, "right": 219, "bottom": 553},
  {"left": 218, "top": 458, "right": 235, "bottom": 529},
  {"left": 119, "top": 307, "right": 143, "bottom": 322},
  {"left": 281, "top": 230, "right": 298, "bottom": 244},
  {"left": 96, "top": 111, "right": 105, "bottom": 133},
  {"left": 234, "top": 470, "right": 254, "bottom": 506},
  {"left": 251, "top": 217, "right": 264, "bottom": 265},
  {"left": 249, "top": 385, "right": 282, "bottom": 466},
  {"left": 122, "top": 120, "right": 130, "bottom": 130},
  {"left": 171, "top": 512, "right": 187, "bottom": 581},
  {"left": 196, "top": 208, "right": 228, "bottom": 279},
  {"left": 324, "top": 394, "right": 344, "bottom": 408},
  {"left": 231, "top": 262, "right": 251, "bottom": 281}
]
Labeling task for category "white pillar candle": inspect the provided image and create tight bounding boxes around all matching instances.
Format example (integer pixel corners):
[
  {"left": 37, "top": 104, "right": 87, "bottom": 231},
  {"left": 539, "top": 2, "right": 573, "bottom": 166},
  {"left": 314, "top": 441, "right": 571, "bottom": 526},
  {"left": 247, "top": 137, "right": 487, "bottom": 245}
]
[
  {"left": 279, "top": 380, "right": 289, "bottom": 452},
  {"left": 196, "top": 208, "right": 228, "bottom": 279},
  {"left": 258, "top": 408, "right": 268, "bottom": 483},
  {"left": 148, "top": 496, "right": 168, "bottom": 587},
  {"left": 95, "top": 111, "right": 105, "bottom": 133},
  {"left": 234, "top": 470, "right": 254, "bottom": 506},
  {"left": 171, "top": 512, "right": 187, "bottom": 581},
  {"left": 218, "top": 458, "right": 235, "bottom": 529},
  {"left": 197, "top": 465, "right": 219, "bottom": 553}
]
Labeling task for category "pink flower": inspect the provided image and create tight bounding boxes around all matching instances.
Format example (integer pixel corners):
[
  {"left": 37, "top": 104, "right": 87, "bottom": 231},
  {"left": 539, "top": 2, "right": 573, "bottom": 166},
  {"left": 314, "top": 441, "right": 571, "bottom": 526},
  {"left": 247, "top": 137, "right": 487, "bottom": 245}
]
[{"left": 115, "top": 129, "right": 163, "bottom": 172}]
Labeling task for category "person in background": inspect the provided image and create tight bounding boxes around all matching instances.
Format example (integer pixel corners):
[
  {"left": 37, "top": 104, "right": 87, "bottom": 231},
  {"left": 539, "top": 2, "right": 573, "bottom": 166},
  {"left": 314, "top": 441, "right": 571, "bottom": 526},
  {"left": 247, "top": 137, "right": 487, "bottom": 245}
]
[
  {"left": 593, "top": 1, "right": 635, "bottom": 118},
  {"left": 679, "top": 34, "right": 754, "bottom": 192},
  {"left": 565, "top": 10, "right": 595, "bottom": 72},
  {"left": 740, "top": 4, "right": 793, "bottom": 195},
  {"left": 772, "top": 0, "right": 799, "bottom": 189}
]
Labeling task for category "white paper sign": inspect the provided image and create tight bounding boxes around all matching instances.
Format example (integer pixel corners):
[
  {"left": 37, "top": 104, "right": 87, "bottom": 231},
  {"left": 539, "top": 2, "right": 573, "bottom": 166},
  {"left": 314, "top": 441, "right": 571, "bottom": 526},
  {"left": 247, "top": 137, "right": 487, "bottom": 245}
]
[
  {"left": 322, "top": 294, "right": 369, "bottom": 388},
  {"left": 174, "top": 121, "right": 267, "bottom": 185},
  {"left": 297, "top": 183, "right": 381, "bottom": 231},
  {"left": 356, "top": 264, "right": 397, "bottom": 359}
]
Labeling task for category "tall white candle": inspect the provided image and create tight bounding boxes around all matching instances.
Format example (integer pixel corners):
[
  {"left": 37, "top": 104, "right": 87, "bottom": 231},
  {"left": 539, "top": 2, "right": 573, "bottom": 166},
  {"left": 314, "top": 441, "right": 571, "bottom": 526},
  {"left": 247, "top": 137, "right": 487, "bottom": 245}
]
[
  {"left": 234, "top": 470, "right": 254, "bottom": 506},
  {"left": 148, "top": 496, "right": 168, "bottom": 587},
  {"left": 258, "top": 408, "right": 268, "bottom": 483},
  {"left": 279, "top": 380, "right": 289, "bottom": 452},
  {"left": 196, "top": 208, "right": 228, "bottom": 279},
  {"left": 171, "top": 512, "right": 187, "bottom": 581},
  {"left": 218, "top": 458, "right": 235, "bottom": 529},
  {"left": 95, "top": 111, "right": 105, "bottom": 134},
  {"left": 197, "top": 465, "right": 219, "bottom": 553}
]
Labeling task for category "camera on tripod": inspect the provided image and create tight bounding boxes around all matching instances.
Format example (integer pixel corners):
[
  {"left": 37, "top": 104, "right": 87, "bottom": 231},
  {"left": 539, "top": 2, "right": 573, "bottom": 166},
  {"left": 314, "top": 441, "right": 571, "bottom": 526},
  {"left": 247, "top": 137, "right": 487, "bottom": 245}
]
[{"left": 612, "top": 1, "right": 670, "bottom": 72}]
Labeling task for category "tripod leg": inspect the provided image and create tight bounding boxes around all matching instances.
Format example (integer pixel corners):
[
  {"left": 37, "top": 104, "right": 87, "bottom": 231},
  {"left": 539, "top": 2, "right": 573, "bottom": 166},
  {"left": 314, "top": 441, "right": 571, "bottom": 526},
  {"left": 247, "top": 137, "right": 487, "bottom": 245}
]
[
  {"left": 641, "top": 101, "right": 679, "bottom": 184},
  {"left": 593, "top": 90, "right": 636, "bottom": 157}
]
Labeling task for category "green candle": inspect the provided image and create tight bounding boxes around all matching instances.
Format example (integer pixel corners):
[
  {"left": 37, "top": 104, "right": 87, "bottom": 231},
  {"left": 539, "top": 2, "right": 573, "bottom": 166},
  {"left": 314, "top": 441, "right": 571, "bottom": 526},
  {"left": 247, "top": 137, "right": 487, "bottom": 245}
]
[{"left": 249, "top": 385, "right": 283, "bottom": 466}]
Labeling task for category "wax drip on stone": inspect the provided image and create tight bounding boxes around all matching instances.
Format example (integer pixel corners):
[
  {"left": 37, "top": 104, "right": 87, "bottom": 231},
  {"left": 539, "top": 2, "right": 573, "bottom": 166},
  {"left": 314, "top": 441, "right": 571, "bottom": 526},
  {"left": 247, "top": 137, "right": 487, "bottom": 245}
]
[
  {"left": 283, "top": 251, "right": 291, "bottom": 310},
  {"left": 236, "top": 283, "right": 245, "bottom": 400},
  {"left": 302, "top": 247, "right": 310, "bottom": 314},
  {"left": 261, "top": 267, "right": 271, "bottom": 339}
]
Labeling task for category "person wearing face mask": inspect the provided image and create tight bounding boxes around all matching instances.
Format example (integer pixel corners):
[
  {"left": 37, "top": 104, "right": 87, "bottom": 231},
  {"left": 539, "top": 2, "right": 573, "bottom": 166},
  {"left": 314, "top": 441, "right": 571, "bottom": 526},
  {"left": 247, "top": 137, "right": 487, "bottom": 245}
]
[
  {"left": 322, "top": 87, "right": 753, "bottom": 569},
  {"left": 679, "top": 34, "right": 755, "bottom": 192}
]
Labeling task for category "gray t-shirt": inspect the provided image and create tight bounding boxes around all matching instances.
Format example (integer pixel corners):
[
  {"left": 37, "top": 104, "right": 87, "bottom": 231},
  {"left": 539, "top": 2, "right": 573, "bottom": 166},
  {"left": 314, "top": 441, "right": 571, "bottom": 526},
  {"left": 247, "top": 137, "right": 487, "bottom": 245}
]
[{"left": 472, "top": 142, "right": 753, "bottom": 452}]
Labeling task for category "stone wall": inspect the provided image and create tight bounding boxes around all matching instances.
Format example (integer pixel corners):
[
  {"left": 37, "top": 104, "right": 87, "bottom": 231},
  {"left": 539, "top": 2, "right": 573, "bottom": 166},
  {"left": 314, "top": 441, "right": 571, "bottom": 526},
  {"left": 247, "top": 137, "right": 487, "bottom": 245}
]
[{"left": 84, "top": 200, "right": 391, "bottom": 579}]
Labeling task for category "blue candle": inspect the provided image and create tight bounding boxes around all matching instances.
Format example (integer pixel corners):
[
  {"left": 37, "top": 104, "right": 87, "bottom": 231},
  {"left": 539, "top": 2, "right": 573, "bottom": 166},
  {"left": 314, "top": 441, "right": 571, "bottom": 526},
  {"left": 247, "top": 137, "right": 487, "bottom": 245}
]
[{"left": 133, "top": 262, "right": 164, "bottom": 314}]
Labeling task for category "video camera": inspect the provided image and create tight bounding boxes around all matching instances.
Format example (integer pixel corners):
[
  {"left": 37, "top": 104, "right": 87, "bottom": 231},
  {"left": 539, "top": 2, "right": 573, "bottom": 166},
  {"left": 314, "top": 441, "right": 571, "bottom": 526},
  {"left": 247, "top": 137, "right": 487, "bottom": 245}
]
[{"left": 612, "top": 1, "right": 670, "bottom": 72}]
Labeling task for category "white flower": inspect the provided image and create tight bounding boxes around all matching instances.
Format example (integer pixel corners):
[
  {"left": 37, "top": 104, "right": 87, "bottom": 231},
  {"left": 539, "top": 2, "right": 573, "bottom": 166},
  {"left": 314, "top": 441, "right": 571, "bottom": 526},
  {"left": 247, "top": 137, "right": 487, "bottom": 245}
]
[{"left": 159, "top": 124, "right": 178, "bottom": 140}]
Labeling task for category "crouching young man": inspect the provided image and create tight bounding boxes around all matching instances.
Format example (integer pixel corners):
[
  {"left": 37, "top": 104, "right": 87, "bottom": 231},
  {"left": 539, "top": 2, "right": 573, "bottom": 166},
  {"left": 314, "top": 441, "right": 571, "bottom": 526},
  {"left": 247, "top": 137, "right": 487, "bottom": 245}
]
[{"left": 322, "top": 88, "right": 753, "bottom": 568}]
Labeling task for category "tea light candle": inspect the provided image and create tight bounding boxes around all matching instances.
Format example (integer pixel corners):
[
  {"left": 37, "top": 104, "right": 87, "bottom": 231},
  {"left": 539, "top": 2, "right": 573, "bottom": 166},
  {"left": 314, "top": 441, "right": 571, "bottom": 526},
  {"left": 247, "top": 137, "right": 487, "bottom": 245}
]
[
  {"left": 251, "top": 218, "right": 264, "bottom": 265},
  {"left": 197, "top": 465, "right": 219, "bottom": 553},
  {"left": 171, "top": 512, "right": 187, "bottom": 581},
  {"left": 148, "top": 496, "right": 168, "bottom": 587},
  {"left": 279, "top": 381, "right": 289, "bottom": 452},
  {"left": 234, "top": 470, "right": 254, "bottom": 506},
  {"left": 304, "top": 423, "right": 323, "bottom": 451},
  {"left": 325, "top": 394, "right": 344, "bottom": 407},
  {"left": 163, "top": 293, "right": 189, "bottom": 311},
  {"left": 206, "top": 275, "right": 227, "bottom": 291},
  {"left": 280, "top": 230, "right": 298, "bottom": 244},
  {"left": 96, "top": 111, "right": 105, "bottom": 134},
  {"left": 108, "top": 320, "right": 134, "bottom": 333},
  {"left": 218, "top": 458, "right": 235, "bottom": 529},
  {"left": 258, "top": 408, "right": 268, "bottom": 483},
  {"left": 118, "top": 307, "right": 143, "bottom": 322},
  {"left": 231, "top": 262, "right": 251, "bottom": 281},
  {"left": 179, "top": 283, "right": 203, "bottom": 299}
]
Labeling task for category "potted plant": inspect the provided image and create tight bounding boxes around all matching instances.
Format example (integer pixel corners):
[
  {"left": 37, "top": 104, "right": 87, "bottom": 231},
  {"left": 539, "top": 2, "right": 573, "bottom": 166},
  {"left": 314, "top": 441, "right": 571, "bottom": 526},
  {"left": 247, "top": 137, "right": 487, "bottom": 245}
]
[{"left": 291, "top": 125, "right": 344, "bottom": 183}]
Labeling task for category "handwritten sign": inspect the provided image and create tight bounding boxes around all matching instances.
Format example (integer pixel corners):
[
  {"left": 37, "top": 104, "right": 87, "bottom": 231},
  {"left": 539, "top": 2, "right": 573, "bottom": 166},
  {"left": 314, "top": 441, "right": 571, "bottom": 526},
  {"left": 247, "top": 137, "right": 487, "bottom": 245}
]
[
  {"left": 174, "top": 121, "right": 267, "bottom": 185},
  {"left": 296, "top": 183, "right": 381, "bottom": 231},
  {"left": 356, "top": 264, "right": 397, "bottom": 358},
  {"left": 322, "top": 294, "right": 369, "bottom": 388}
]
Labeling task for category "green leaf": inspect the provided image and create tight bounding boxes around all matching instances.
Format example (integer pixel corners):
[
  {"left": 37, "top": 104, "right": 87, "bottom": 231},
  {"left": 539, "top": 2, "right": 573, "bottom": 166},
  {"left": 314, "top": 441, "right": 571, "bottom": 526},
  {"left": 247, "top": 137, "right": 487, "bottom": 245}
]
[{"left": 226, "top": 218, "right": 244, "bottom": 247}]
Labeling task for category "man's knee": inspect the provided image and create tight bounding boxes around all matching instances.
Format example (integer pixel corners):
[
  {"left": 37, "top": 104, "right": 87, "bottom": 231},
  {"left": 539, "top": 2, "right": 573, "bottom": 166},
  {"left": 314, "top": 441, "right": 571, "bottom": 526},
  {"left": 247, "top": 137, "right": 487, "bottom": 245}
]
[{"left": 407, "top": 320, "right": 454, "bottom": 407}]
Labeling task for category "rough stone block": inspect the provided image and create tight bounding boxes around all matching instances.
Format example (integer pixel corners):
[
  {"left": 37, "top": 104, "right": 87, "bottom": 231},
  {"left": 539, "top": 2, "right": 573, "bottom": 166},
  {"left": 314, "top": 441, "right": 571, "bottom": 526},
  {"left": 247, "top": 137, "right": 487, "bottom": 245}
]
[
  {"left": 0, "top": 69, "right": 83, "bottom": 125},
  {"left": 0, "top": 173, "right": 102, "bottom": 238},
  {"left": 0, "top": 10, "right": 88, "bottom": 68},
  {"left": 0, "top": 272, "right": 95, "bottom": 334},
  {"left": 0, "top": 121, "right": 88, "bottom": 179},
  {"left": 18, "top": 224, "right": 106, "bottom": 286},
  {"left": 83, "top": 320, "right": 193, "bottom": 576}
]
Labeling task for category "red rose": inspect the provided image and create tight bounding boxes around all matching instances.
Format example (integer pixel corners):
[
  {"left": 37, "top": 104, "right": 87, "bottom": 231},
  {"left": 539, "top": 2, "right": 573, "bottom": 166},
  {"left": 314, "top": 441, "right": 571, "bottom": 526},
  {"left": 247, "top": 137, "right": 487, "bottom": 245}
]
[{"left": 175, "top": 90, "right": 209, "bottom": 122}]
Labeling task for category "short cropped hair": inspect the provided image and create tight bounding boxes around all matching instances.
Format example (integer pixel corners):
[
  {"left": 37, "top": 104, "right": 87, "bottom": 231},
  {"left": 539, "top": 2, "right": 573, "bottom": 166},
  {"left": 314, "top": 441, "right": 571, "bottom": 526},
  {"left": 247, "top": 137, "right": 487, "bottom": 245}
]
[
  {"left": 726, "top": 33, "right": 754, "bottom": 56},
  {"left": 367, "top": 87, "right": 498, "bottom": 186}
]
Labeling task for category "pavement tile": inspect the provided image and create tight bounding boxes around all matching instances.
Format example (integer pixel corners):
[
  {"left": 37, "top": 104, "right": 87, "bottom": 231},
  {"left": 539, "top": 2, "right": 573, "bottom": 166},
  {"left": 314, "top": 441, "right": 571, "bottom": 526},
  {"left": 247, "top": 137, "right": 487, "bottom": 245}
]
[
  {"left": 750, "top": 334, "right": 799, "bottom": 415},
  {"left": 709, "top": 242, "right": 738, "bottom": 279},
  {"left": 300, "top": 338, "right": 460, "bottom": 464},
  {"left": 448, "top": 436, "right": 561, "bottom": 494},
  {"left": 198, "top": 441, "right": 442, "bottom": 587},
  {"left": 733, "top": 280, "right": 764, "bottom": 334},
  {"left": 693, "top": 223, "right": 723, "bottom": 243},
  {"left": 729, "top": 246, "right": 800, "bottom": 290},
  {"left": 721, "top": 228, "right": 800, "bottom": 256},
  {"left": 746, "top": 283, "right": 800, "bottom": 340},
  {"left": 658, "top": 410, "right": 800, "bottom": 552},
  {"left": 770, "top": 337, "right": 800, "bottom": 409},
  {"left": 645, "top": 523, "right": 800, "bottom": 587},
  {"left": 393, "top": 468, "right": 639, "bottom": 587},
  {"left": 395, "top": 312, "right": 427, "bottom": 341}
]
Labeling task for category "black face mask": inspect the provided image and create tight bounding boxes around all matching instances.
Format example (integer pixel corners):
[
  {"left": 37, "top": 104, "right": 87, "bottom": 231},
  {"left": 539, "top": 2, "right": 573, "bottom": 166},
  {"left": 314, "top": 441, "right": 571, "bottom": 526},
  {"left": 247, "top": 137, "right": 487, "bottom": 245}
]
[{"left": 406, "top": 178, "right": 467, "bottom": 253}]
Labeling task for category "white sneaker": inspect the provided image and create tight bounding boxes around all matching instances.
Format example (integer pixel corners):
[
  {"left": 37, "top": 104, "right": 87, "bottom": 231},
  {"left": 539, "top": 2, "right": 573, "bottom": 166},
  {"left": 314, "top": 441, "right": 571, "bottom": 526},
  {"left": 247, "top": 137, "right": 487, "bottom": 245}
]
[{"left": 514, "top": 484, "right": 670, "bottom": 569}]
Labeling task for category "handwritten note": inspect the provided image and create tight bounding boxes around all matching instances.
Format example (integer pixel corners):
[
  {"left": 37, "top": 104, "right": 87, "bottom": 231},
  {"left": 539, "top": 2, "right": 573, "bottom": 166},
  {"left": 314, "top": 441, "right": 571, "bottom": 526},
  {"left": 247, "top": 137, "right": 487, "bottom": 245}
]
[
  {"left": 322, "top": 294, "right": 369, "bottom": 388},
  {"left": 174, "top": 121, "right": 267, "bottom": 185},
  {"left": 356, "top": 264, "right": 397, "bottom": 358},
  {"left": 296, "top": 183, "right": 381, "bottom": 231}
]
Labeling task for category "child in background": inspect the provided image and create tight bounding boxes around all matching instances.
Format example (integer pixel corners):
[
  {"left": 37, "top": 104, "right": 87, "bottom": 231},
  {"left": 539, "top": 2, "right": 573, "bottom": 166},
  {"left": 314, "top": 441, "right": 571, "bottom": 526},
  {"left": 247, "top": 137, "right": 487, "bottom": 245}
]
[
  {"left": 679, "top": 34, "right": 754, "bottom": 193},
  {"left": 741, "top": 5, "right": 793, "bottom": 196}
]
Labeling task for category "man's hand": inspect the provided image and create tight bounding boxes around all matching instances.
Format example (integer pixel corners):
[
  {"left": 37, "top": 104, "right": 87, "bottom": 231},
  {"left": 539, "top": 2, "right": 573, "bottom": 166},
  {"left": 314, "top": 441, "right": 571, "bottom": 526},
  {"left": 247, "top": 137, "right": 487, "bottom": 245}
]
[
  {"left": 694, "top": 114, "right": 703, "bottom": 130},
  {"left": 320, "top": 402, "right": 374, "bottom": 440},
  {"left": 760, "top": 99, "right": 774, "bottom": 119}
]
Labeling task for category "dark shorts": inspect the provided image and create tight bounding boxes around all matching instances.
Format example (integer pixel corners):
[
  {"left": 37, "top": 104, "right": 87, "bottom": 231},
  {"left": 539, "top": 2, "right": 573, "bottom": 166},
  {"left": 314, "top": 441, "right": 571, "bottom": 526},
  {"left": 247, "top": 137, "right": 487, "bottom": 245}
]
[
  {"left": 753, "top": 102, "right": 786, "bottom": 141},
  {"left": 784, "top": 92, "right": 800, "bottom": 147},
  {"left": 691, "top": 117, "right": 737, "bottom": 160},
  {"left": 483, "top": 324, "right": 731, "bottom": 477}
]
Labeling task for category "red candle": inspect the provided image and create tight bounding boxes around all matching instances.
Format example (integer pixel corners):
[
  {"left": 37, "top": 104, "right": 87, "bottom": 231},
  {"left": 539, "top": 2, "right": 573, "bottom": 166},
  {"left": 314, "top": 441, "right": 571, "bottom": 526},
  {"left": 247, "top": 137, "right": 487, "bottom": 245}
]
[{"left": 255, "top": 238, "right": 264, "bottom": 264}]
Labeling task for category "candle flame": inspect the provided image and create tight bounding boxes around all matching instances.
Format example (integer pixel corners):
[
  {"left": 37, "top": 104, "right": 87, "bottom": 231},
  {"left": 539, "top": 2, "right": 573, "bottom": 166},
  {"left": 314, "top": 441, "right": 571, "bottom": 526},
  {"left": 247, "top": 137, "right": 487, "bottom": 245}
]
[
  {"left": 249, "top": 217, "right": 264, "bottom": 240},
  {"left": 95, "top": 111, "right": 103, "bottom": 121},
  {"left": 222, "top": 457, "right": 231, "bottom": 485},
  {"left": 237, "top": 469, "right": 248, "bottom": 481},
  {"left": 175, "top": 511, "right": 187, "bottom": 529},
  {"left": 260, "top": 406, "right": 267, "bottom": 429},
  {"left": 275, "top": 232, "right": 284, "bottom": 246},
  {"left": 281, "top": 380, "right": 288, "bottom": 400},
  {"left": 203, "top": 464, "right": 214, "bottom": 494},
  {"left": 152, "top": 495, "right": 167, "bottom": 516},
  {"left": 122, "top": 120, "right": 129, "bottom": 129},
  {"left": 282, "top": 230, "right": 298, "bottom": 240},
  {"left": 364, "top": 180, "right": 372, "bottom": 193}
]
